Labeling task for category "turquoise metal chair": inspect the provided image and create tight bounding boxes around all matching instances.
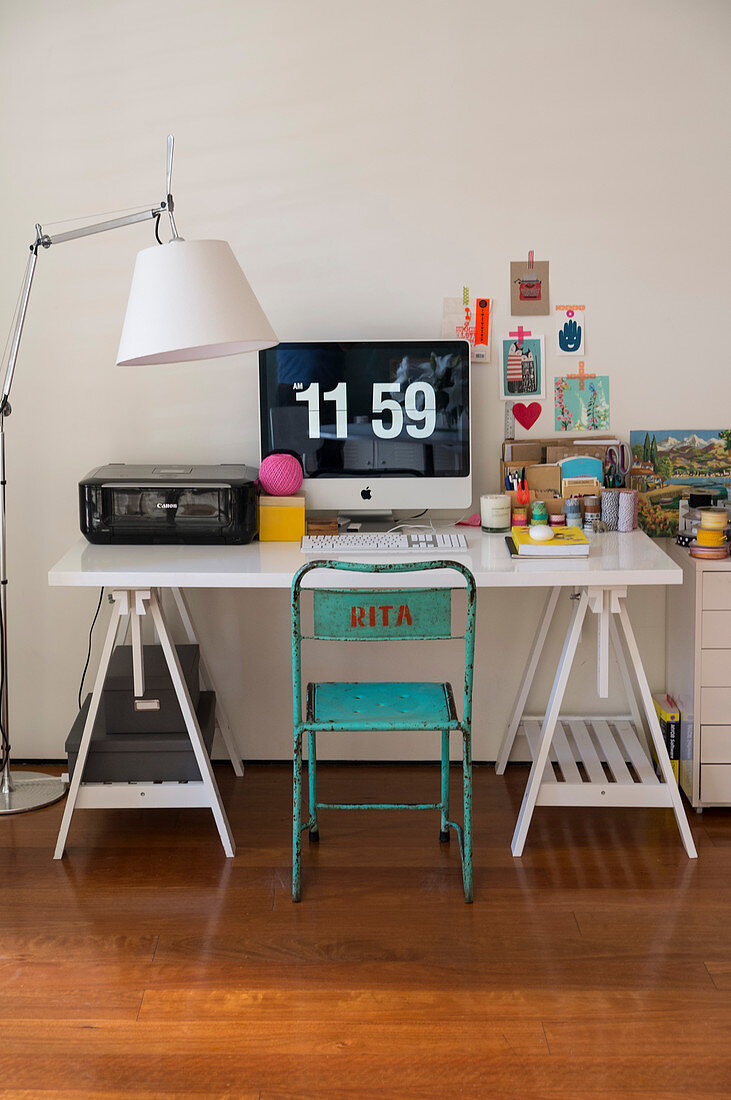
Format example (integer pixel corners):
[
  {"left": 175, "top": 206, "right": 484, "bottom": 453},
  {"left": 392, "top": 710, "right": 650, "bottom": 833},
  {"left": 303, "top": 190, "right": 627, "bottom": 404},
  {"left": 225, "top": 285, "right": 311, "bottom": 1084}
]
[{"left": 291, "top": 559, "right": 477, "bottom": 903}]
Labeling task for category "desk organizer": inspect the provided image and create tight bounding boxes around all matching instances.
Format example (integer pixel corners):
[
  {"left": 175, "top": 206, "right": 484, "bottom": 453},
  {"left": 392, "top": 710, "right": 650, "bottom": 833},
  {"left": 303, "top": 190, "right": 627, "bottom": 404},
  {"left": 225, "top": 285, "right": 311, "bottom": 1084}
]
[{"left": 66, "top": 690, "right": 216, "bottom": 783}]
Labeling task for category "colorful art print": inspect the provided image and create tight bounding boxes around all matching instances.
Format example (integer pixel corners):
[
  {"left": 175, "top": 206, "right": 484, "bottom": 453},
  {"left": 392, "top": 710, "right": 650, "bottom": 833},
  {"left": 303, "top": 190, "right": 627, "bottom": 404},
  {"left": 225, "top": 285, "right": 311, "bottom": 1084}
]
[
  {"left": 471, "top": 296, "right": 491, "bottom": 363},
  {"left": 500, "top": 336, "right": 545, "bottom": 400},
  {"left": 510, "top": 260, "right": 550, "bottom": 316},
  {"left": 441, "top": 298, "right": 464, "bottom": 340},
  {"left": 554, "top": 374, "right": 609, "bottom": 432},
  {"left": 636, "top": 492, "right": 681, "bottom": 539},
  {"left": 629, "top": 430, "right": 731, "bottom": 538},
  {"left": 555, "top": 304, "right": 585, "bottom": 355},
  {"left": 630, "top": 430, "right": 731, "bottom": 485},
  {"left": 441, "top": 296, "right": 492, "bottom": 362}
]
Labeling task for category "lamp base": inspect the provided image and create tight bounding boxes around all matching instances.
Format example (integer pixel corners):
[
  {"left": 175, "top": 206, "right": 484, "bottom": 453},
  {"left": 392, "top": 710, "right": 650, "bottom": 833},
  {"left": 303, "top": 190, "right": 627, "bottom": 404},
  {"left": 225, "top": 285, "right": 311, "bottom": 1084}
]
[{"left": 0, "top": 771, "right": 67, "bottom": 814}]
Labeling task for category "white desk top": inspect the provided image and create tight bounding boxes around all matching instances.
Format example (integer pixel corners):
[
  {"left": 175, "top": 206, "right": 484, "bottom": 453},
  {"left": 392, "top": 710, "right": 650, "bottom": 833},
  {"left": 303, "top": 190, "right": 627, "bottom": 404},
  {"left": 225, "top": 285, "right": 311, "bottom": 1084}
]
[{"left": 48, "top": 530, "right": 682, "bottom": 590}]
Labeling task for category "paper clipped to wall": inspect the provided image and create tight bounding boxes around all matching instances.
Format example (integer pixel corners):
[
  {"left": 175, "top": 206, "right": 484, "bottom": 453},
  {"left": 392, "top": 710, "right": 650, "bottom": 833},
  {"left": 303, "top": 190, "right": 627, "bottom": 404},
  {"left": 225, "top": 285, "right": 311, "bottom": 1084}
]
[
  {"left": 555, "top": 304, "right": 585, "bottom": 355},
  {"left": 510, "top": 251, "right": 550, "bottom": 316},
  {"left": 554, "top": 367, "right": 610, "bottom": 432},
  {"left": 441, "top": 292, "right": 492, "bottom": 362}
]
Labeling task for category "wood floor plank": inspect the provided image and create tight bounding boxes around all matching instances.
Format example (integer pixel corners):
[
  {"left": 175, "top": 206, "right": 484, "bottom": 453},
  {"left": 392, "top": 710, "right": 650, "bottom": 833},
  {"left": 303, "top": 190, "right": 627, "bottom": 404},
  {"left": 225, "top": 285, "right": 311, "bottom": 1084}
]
[
  {"left": 705, "top": 960, "right": 731, "bottom": 989},
  {"left": 0, "top": 762, "right": 727, "bottom": 1098},
  {"left": 0, "top": 932, "right": 157, "bottom": 961},
  {"left": 0, "top": 1051, "right": 729, "bottom": 1096}
]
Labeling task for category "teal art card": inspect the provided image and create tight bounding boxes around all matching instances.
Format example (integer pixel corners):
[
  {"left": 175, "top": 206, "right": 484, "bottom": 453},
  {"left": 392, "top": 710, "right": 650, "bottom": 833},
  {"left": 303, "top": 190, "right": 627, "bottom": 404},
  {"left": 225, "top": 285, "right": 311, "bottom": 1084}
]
[
  {"left": 554, "top": 367, "right": 609, "bottom": 431},
  {"left": 500, "top": 331, "right": 544, "bottom": 399}
]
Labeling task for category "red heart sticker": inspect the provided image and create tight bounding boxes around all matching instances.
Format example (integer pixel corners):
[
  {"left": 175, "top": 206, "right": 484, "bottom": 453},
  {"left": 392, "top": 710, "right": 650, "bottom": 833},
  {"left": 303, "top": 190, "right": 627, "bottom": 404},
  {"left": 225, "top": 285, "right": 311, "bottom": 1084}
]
[{"left": 512, "top": 402, "right": 541, "bottom": 430}]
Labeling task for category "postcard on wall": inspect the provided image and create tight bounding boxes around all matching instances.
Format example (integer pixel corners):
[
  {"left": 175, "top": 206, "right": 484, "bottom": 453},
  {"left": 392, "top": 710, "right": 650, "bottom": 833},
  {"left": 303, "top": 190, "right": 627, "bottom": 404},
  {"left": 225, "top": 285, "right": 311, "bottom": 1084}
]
[
  {"left": 554, "top": 371, "right": 610, "bottom": 431},
  {"left": 629, "top": 429, "right": 731, "bottom": 537},
  {"left": 510, "top": 257, "right": 550, "bottom": 316},
  {"left": 555, "top": 304, "right": 585, "bottom": 355},
  {"left": 441, "top": 297, "right": 464, "bottom": 339},
  {"left": 472, "top": 297, "right": 491, "bottom": 363},
  {"left": 441, "top": 295, "right": 491, "bottom": 363},
  {"left": 500, "top": 333, "right": 545, "bottom": 400}
]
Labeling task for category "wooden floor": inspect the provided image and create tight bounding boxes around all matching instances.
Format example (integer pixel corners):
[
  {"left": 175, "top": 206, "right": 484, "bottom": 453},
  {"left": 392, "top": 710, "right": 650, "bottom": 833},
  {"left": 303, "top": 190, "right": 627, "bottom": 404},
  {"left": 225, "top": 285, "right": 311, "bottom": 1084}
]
[{"left": 1, "top": 762, "right": 730, "bottom": 1099}]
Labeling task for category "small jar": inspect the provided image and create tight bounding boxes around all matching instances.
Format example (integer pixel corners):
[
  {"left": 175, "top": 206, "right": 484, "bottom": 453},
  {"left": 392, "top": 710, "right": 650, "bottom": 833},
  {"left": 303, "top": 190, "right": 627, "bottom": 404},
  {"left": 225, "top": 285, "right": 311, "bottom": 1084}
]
[{"left": 480, "top": 493, "right": 511, "bottom": 532}]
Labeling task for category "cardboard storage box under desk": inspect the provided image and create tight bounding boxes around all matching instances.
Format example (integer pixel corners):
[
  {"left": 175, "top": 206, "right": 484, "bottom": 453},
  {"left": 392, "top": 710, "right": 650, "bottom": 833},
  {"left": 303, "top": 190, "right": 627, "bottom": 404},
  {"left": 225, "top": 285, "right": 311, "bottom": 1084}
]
[
  {"left": 66, "top": 690, "right": 216, "bottom": 783},
  {"left": 103, "top": 644, "right": 200, "bottom": 734}
]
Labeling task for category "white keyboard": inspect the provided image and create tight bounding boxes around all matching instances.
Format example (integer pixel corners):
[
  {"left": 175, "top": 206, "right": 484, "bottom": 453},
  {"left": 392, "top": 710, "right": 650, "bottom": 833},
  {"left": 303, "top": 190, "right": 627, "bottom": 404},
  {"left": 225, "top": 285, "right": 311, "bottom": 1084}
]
[{"left": 300, "top": 531, "right": 469, "bottom": 554}]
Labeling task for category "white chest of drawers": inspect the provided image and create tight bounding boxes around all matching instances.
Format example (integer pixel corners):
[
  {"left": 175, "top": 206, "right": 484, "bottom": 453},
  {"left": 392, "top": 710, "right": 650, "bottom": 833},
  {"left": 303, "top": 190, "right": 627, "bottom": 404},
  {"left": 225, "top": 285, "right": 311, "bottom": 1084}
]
[{"left": 666, "top": 541, "right": 731, "bottom": 808}]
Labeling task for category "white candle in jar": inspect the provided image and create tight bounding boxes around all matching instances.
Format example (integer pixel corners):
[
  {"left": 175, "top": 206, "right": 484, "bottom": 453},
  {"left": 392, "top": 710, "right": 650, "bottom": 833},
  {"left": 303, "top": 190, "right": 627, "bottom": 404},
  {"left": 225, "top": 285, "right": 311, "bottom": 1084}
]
[{"left": 480, "top": 493, "right": 511, "bottom": 532}]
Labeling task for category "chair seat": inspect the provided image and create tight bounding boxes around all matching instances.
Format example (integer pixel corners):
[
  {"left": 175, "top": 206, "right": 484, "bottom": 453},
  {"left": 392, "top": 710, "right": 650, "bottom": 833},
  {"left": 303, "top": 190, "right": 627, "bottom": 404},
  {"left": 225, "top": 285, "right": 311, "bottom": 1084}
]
[{"left": 306, "top": 681, "right": 457, "bottom": 729}]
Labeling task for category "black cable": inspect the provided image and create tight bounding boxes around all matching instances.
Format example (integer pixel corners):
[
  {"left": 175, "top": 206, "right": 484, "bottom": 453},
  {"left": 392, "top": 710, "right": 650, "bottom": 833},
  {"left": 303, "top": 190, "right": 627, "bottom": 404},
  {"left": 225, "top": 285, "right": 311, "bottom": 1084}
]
[
  {"left": 78, "top": 588, "right": 105, "bottom": 711},
  {"left": 153, "top": 214, "right": 162, "bottom": 244}
]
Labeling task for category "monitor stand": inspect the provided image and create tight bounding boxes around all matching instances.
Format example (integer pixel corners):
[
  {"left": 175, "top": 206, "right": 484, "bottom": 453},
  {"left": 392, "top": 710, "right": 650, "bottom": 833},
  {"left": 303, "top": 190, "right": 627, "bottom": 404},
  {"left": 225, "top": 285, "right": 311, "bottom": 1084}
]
[{"left": 338, "top": 510, "right": 395, "bottom": 533}]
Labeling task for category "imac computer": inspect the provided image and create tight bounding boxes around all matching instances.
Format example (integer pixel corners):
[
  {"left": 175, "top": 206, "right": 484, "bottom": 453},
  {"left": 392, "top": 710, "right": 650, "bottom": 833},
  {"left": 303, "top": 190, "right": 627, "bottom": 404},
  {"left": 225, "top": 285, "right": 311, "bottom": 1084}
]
[{"left": 258, "top": 339, "right": 471, "bottom": 515}]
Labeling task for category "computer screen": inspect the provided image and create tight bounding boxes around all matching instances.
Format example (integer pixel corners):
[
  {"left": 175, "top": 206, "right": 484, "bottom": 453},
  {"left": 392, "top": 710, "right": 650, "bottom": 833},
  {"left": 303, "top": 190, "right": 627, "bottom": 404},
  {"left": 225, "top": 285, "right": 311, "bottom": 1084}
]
[{"left": 258, "top": 339, "right": 471, "bottom": 513}]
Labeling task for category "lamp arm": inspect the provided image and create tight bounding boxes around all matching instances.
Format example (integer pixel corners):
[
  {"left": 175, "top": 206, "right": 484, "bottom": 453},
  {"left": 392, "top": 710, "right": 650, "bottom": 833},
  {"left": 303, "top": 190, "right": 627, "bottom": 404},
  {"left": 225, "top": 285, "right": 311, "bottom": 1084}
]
[
  {"left": 0, "top": 202, "right": 167, "bottom": 414},
  {"left": 1, "top": 134, "right": 180, "bottom": 413}
]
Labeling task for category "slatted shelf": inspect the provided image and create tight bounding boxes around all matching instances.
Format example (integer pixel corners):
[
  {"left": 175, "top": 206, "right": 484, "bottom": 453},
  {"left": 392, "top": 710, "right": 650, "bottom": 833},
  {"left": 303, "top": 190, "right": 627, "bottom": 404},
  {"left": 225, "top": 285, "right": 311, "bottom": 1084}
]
[{"left": 519, "top": 716, "right": 673, "bottom": 807}]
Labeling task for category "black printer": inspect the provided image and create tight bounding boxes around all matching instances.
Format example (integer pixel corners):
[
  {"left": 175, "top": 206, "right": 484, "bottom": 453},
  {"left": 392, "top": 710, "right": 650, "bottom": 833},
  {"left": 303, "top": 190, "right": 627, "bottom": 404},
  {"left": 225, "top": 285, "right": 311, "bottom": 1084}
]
[{"left": 80, "top": 464, "right": 259, "bottom": 544}]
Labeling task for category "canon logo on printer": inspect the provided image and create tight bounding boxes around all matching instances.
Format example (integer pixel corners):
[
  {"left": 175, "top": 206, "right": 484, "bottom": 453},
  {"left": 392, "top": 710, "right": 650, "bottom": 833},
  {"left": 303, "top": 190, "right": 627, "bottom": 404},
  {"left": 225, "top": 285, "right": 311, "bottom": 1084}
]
[{"left": 156, "top": 502, "right": 178, "bottom": 509}]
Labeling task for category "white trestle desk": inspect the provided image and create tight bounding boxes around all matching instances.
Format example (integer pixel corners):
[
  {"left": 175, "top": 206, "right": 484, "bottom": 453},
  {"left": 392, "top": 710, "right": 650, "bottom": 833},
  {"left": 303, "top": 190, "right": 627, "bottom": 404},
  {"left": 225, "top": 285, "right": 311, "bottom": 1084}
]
[{"left": 48, "top": 529, "right": 697, "bottom": 860}]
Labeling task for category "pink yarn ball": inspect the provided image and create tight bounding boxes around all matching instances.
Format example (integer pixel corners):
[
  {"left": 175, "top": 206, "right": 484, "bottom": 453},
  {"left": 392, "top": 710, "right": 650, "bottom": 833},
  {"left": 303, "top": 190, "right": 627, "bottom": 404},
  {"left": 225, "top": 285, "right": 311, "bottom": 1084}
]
[{"left": 259, "top": 453, "right": 303, "bottom": 496}]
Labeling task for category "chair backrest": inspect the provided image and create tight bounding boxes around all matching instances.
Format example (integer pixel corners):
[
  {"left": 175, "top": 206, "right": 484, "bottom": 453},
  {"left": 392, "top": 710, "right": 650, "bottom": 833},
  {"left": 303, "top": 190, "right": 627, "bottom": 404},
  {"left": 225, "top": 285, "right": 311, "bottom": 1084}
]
[{"left": 291, "top": 559, "right": 477, "bottom": 728}]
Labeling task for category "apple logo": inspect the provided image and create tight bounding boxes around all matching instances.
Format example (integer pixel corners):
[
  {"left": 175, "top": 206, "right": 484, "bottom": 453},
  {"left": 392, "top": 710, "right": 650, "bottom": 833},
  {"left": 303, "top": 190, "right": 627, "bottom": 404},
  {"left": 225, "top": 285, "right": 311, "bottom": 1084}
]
[{"left": 360, "top": 486, "right": 372, "bottom": 501}]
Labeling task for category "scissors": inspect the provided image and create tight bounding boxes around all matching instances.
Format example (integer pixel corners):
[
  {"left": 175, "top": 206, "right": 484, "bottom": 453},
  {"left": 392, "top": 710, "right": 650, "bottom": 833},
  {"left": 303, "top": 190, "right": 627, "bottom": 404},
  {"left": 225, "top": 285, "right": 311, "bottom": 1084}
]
[
  {"left": 504, "top": 467, "right": 530, "bottom": 504},
  {"left": 605, "top": 443, "right": 632, "bottom": 488}
]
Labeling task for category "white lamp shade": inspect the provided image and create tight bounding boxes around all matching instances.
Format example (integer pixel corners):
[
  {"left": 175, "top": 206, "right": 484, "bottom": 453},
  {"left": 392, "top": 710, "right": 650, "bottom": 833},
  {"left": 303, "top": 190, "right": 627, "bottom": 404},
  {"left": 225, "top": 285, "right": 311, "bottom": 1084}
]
[{"left": 116, "top": 239, "right": 278, "bottom": 365}]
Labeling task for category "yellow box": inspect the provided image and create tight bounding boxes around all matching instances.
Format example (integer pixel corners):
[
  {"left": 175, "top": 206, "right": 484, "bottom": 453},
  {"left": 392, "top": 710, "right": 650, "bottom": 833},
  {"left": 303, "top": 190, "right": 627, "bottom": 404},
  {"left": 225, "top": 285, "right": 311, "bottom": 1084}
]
[{"left": 259, "top": 493, "right": 305, "bottom": 541}]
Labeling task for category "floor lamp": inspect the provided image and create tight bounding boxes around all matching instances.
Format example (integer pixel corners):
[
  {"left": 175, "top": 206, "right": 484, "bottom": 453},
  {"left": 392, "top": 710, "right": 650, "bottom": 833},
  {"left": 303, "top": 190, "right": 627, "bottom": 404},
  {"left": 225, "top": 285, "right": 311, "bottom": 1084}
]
[{"left": 0, "top": 135, "right": 278, "bottom": 813}]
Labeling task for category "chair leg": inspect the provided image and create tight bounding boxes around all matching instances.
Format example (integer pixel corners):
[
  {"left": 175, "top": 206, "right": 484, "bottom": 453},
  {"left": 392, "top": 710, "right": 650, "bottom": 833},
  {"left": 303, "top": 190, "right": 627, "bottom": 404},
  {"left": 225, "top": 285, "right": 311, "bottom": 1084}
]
[
  {"left": 308, "top": 730, "right": 319, "bottom": 842},
  {"left": 292, "top": 728, "right": 303, "bottom": 902},
  {"left": 462, "top": 728, "right": 473, "bottom": 903},
  {"left": 440, "top": 729, "right": 450, "bottom": 842}
]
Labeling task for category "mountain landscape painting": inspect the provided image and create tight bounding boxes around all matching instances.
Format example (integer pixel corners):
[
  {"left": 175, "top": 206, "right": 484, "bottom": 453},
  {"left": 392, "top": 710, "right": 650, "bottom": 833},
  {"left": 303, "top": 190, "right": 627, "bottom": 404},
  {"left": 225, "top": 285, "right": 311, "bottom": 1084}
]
[{"left": 629, "top": 429, "right": 731, "bottom": 536}]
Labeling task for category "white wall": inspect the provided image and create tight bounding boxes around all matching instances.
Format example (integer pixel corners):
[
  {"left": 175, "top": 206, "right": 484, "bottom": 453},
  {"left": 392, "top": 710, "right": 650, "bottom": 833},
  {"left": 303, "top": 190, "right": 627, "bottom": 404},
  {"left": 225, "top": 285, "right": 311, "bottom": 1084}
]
[{"left": 0, "top": 0, "right": 728, "bottom": 761}]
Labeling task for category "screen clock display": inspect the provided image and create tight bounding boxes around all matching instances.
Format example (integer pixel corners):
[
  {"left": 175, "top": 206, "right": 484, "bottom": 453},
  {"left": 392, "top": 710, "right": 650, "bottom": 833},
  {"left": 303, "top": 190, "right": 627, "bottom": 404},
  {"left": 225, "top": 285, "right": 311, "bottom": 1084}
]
[{"left": 258, "top": 340, "right": 470, "bottom": 480}]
